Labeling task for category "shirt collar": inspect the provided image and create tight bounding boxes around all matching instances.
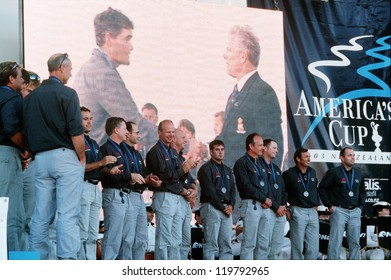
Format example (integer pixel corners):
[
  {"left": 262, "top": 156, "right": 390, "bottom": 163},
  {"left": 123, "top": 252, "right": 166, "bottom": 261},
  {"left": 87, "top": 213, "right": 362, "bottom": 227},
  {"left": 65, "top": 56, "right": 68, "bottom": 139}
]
[{"left": 237, "top": 70, "right": 257, "bottom": 91}]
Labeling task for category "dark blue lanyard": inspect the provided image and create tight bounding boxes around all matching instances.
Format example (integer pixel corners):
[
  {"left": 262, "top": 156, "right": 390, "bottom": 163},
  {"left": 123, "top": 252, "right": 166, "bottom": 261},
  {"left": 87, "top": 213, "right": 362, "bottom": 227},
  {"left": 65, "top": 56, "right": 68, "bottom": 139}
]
[
  {"left": 107, "top": 138, "right": 130, "bottom": 173},
  {"left": 158, "top": 140, "right": 178, "bottom": 170},
  {"left": 123, "top": 144, "right": 140, "bottom": 173},
  {"left": 84, "top": 136, "right": 98, "bottom": 162},
  {"left": 297, "top": 168, "right": 311, "bottom": 192},
  {"left": 212, "top": 161, "right": 226, "bottom": 190},
  {"left": 341, "top": 166, "right": 355, "bottom": 192},
  {"left": 262, "top": 157, "right": 277, "bottom": 184},
  {"left": 245, "top": 154, "right": 265, "bottom": 182}
]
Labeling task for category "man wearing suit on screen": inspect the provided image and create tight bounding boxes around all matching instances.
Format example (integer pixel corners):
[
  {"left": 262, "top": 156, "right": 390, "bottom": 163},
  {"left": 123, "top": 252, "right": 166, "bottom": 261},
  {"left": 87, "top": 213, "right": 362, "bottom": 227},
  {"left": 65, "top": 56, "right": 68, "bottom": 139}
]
[{"left": 217, "top": 25, "right": 283, "bottom": 169}]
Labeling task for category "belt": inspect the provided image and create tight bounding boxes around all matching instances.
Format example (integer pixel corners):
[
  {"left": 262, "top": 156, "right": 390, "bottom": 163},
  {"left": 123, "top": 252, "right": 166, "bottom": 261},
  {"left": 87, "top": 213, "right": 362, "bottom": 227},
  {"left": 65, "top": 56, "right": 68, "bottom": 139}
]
[
  {"left": 120, "top": 188, "right": 143, "bottom": 194},
  {"left": 86, "top": 179, "right": 99, "bottom": 185},
  {"left": 339, "top": 205, "right": 356, "bottom": 210}
]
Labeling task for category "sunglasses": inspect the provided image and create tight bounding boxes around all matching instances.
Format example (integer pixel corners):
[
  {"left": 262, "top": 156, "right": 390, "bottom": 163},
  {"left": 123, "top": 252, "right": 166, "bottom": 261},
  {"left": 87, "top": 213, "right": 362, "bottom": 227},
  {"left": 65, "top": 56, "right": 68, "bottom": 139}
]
[
  {"left": 29, "top": 73, "right": 41, "bottom": 82},
  {"left": 0, "top": 62, "right": 18, "bottom": 75},
  {"left": 10, "top": 62, "right": 18, "bottom": 71},
  {"left": 58, "top": 53, "right": 68, "bottom": 68}
]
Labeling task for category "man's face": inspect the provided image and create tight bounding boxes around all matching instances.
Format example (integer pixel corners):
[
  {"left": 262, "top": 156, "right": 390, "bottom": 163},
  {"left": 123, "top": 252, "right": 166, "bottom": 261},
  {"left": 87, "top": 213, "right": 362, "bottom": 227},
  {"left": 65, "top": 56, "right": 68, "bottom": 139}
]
[
  {"left": 26, "top": 83, "right": 38, "bottom": 94},
  {"left": 116, "top": 121, "right": 129, "bottom": 142},
  {"left": 297, "top": 151, "right": 311, "bottom": 168},
  {"left": 250, "top": 135, "right": 264, "bottom": 157},
  {"left": 62, "top": 61, "right": 72, "bottom": 84},
  {"left": 223, "top": 36, "right": 244, "bottom": 79},
  {"left": 127, "top": 123, "right": 140, "bottom": 145},
  {"left": 9, "top": 67, "right": 24, "bottom": 92},
  {"left": 81, "top": 111, "right": 93, "bottom": 133},
  {"left": 173, "top": 129, "right": 187, "bottom": 151},
  {"left": 179, "top": 126, "right": 194, "bottom": 140},
  {"left": 158, "top": 121, "right": 175, "bottom": 145},
  {"left": 341, "top": 148, "right": 355, "bottom": 168},
  {"left": 214, "top": 115, "right": 224, "bottom": 136},
  {"left": 107, "top": 28, "right": 134, "bottom": 66},
  {"left": 142, "top": 108, "right": 158, "bottom": 124},
  {"left": 264, "top": 141, "right": 278, "bottom": 160},
  {"left": 210, "top": 144, "right": 225, "bottom": 162}
]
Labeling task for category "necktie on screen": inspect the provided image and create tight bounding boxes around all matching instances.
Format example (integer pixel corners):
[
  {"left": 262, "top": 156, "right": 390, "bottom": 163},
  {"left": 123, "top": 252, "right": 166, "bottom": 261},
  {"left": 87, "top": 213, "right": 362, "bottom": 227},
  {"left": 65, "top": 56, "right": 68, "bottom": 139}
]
[{"left": 226, "top": 84, "right": 239, "bottom": 112}]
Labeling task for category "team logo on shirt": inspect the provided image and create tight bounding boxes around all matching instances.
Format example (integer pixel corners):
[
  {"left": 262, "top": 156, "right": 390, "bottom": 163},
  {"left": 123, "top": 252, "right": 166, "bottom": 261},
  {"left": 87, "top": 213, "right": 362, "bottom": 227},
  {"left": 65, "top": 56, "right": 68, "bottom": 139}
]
[
  {"left": 215, "top": 172, "right": 221, "bottom": 177},
  {"left": 341, "top": 178, "right": 346, "bottom": 184}
]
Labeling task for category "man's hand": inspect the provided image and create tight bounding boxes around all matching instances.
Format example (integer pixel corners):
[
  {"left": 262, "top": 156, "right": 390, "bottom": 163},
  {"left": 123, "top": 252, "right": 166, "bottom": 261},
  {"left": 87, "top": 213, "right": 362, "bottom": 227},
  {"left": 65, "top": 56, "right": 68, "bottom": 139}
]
[
  {"left": 100, "top": 155, "right": 117, "bottom": 166},
  {"left": 130, "top": 173, "right": 145, "bottom": 185},
  {"left": 145, "top": 174, "right": 162, "bottom": 188},
  {"left": 276, "top": 205, "right": 286, "bottom": 217},
  {"left": 21, "top": 157, "right": 32, "bottom": 170},
  {"left": 261, "top": 198, "right": 272, "bottom": 209},
  {"left": 109, "top": 164, "right": 123, "bottom": 175},
  {"left": 182, "top": 156, "right": 200, "bottom": 173},
  {"left": 223, "top": 205, "right": 233, "bottom": 217},
  {"left": 20, "top": 150, "right": 32, "bottom": 160}
]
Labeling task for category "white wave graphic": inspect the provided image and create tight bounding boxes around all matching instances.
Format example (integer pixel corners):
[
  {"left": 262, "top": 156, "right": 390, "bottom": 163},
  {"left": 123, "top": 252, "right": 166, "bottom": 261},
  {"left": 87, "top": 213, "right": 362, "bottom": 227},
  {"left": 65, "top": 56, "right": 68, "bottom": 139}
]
[{"left": 308, "top": 35, "right": 374, "bottom": 93}]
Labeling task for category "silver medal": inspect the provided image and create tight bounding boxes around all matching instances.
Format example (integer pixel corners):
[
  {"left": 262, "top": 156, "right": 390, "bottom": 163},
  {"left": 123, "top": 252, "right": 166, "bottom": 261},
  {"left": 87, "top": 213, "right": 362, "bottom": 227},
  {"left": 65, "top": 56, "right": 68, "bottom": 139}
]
[
  {"left": 260, "top": 180, "right": 265, "bottom": 187},
  {"left": 274, "top": 183, "right": 279, "bottom": 189},
  {"left": 221, "top": 187, "right": 227, "bottom": 194},
  {"left": 348, "top": 191, "right": 354, "bottom": 197},
  {"left": 303, "top": 191, "right": 309, "bottom": 197}
]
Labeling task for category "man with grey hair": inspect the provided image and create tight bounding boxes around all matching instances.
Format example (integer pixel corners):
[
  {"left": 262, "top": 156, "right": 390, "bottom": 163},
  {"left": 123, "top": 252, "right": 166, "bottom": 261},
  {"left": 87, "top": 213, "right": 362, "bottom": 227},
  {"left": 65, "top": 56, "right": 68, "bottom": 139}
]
[
  {"left": 217, "top": 25, "right": 283, "bottom": 169},
  {"left": 73, "top": 7, "right": 157, "bottom": 152},
  {"left": 23, "top": 53, "right": 86, "bottom": 260}
]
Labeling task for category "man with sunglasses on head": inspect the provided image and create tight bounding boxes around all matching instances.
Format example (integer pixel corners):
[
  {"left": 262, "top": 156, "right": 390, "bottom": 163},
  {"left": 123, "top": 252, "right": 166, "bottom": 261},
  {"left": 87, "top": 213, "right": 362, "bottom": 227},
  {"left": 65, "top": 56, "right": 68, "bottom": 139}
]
[
  {"left": 20, "top": 69, "right": 41, "bottom": 247},
  {"left": 0, "top": 61, "right": 31, "bottom": 252},
  {"left": 23, "top": 53, "right": 86, "bottom": 260}
]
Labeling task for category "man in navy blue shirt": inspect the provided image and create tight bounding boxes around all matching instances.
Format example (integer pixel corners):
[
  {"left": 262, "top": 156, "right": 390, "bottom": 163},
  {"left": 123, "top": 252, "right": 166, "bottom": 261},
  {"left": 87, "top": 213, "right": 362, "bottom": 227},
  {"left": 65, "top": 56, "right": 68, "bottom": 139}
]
[
  {"left": 318, "top": 147, "right": 366, "bottom": 260},
  {"left": 0, "top": 61, "right": 30, "bottom": 252},
  {"left": 23, "top": 53, "right": 86, "bottom": 260},
  {"left": 78, "top": 106, "right": 118, "bottom": 260}
]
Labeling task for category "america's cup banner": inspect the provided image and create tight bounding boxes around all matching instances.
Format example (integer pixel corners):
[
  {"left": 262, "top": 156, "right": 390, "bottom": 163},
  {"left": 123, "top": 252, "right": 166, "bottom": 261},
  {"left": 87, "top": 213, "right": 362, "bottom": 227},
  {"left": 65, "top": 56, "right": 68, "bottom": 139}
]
[{"left": 252, "top": 0, "right": 391, "bottom": 214}]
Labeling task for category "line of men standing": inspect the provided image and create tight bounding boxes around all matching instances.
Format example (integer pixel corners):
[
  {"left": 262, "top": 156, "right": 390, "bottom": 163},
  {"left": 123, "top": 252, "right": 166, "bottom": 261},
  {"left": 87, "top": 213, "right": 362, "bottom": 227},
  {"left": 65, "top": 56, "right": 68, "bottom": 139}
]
[
  {"left": 1, "top": 54, "right": 367, "bottom": 261},
  {"left": 1, "top": 6, "right": 367, "bottom": 261}
]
